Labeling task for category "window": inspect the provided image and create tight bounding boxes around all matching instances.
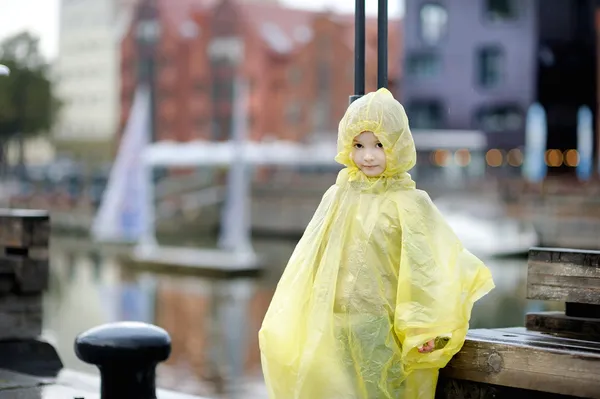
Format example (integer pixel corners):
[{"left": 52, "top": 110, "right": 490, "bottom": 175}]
[
  {"left": 420, "top": 4, "right": 448, "bottom": 45},
  {"left": 313, "top": 99, "right": 329, "bottom": 131},
  {"left": 477, "top": 46, "right": 504, "bottom": 88},
  {"left": 407, "top": 101, "right": 444, "bottom": 129},
  {"left": 317, "top": 62, "right": 329, "bottom": 91},
  {"left": 318, "top": 36, "right": 331, "bottom": 54},
  {"left": 136, "top": 19, "right": 161, "bottom": 43},
  {"left": 406, "top": 53, "right": 441, "bottom": 78},
  {"left": 160, "top": 55, "right": 173, "bottom": 69},
  {"left": 476, "top": 105, "right": 522, "bottom": 132},
  {"left": 288, "top": 66, "right": 302, "bottom": 84},
  {"left": 485, "top": 0, "right": 518, "bottom": 22},
  {"left": 195, "top": 116, "right": 207, "bottom": 130},
  {"left": 286, "top": 101, "right": 302, "bottom": 124},
  {"left": 194, "top": 81, "right": 206, "bottom": 94},
  {"left": 137, "top": 61, "right": 152, "bottom": 81}
]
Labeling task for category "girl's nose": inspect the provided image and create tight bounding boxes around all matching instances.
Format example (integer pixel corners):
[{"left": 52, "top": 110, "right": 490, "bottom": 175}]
[{"left": 364, "top": 151, "right": 375, "bottom": 161}]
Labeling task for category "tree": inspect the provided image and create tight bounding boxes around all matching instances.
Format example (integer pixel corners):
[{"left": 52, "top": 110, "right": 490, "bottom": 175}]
[{"left": 0, "top": 31, "right": 60, "bottom": 174}]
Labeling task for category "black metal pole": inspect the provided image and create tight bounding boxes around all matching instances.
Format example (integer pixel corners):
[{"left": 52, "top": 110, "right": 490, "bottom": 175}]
[
  {"left": 350, "top": 0, "right": 366, "bottom": 104},
  {"left": 377, "top": 0, "right": 388, "bottom": 89},
  {"left": 135, "top": 3, "right": 159, "bottom": 143}
]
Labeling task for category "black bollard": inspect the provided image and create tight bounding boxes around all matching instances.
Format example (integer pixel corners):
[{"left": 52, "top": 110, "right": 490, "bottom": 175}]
[{"left": 74, "top": 322, "right": 171, "bottom": 399}]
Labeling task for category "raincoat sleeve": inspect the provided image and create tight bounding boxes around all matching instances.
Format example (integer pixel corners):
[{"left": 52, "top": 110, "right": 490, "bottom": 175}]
[{"left": 394, "top": 189, "right": 495, "bottom": 372}]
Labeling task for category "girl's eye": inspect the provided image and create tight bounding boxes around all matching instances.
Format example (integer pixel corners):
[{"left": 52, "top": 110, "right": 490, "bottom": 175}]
[
  {"left": 353, "top": 143, "right": 363, "bottom": 149},
  {"left": 376, "top": 143, "right": 383, "bottom": 148}
]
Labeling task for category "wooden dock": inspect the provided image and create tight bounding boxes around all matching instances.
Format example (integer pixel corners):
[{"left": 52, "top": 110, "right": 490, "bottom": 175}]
[{"left": 437, "top": 247, "right": 600, "bottom": 398}]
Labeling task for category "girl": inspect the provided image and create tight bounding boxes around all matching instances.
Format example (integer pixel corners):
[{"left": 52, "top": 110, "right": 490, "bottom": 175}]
[{"left": 259, "top": 88, "right": 494, "bottom": 399}]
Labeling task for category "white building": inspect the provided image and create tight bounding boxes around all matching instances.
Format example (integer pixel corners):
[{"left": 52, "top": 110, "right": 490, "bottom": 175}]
[{"left": 53, "top": 0, "right": 137, "bottom": 163}]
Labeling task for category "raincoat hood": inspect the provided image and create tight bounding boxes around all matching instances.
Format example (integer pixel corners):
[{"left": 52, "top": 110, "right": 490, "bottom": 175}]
[
  {"left": 259, "top": 89, "right": 494, "bottom": 399},
  {"left": 335, "top": 88, "right": 416, "bottom": 186}
]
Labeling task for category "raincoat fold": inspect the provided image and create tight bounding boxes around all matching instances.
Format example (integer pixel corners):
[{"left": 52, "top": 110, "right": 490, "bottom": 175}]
[{"left": 259, "top": 88, "right": 495, "bottom": 399}]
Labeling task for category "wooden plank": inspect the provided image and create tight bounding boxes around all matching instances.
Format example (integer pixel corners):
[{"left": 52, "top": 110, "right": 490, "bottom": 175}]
[
  {"left": 0, "top": 244, "right": 49, "bottom": 294},
  {"left": 529, "top": 247, "right": 600, "bottom": 267},
  {"left": 0, "top": 294, "right": 42, "bottom": 340},
  {"left": 526, "top": 311, "right": 600, "bottom": 342},
  {"left": 440, "top": 328, "right": 600, "bottom": 398},
  {"left": 0, "top": 209, "right": 49, "bottom": 248},
  {"left": 0, "top": 256, "right": 49, "bottom": 293},
  {"left": 496, "top": 327, "right": 600, "bottom": 350},
  {"left": 527, "top": 247, "right": 600, "bottom": 304},
  {"left": 436, "top": 377, "right": 581, "bottom": 399},
  {"left": 0, "top": 340, "right": 63, "bottom": 377}
]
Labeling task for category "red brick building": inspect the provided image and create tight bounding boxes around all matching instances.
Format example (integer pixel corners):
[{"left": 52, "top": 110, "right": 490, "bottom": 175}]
[{"left": 120, "top": 0, "right": 401, "bottom": 143}]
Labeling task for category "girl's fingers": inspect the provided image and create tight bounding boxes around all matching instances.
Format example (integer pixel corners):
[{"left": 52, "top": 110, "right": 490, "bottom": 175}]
[{"left": 418, "top": 340, "right": 435, "bottom": 353}]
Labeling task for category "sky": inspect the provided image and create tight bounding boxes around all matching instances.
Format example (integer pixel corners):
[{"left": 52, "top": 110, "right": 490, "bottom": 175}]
[{"left": 0, "top": 0, "right": 404, "bottom": 61}]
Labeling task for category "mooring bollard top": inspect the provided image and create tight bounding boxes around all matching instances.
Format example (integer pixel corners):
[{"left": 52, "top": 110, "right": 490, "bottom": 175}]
[{"left": 74, "top": 322, "right": 171, "bottom": 365}]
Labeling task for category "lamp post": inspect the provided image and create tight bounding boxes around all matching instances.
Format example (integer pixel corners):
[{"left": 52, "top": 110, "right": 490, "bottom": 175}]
[
  {"left": 350, "top": 0, "right": 366, "bottom": 104},
  {"left": 0, "top": 65, "right": 7, "bottom": 177},
  {"left": 135, "top": 4, "right": 160, "bottom": 143},
  {"left": 377, "top": 0, "right": 388, "bottom": 89},
  {"left": 350, "top": 0, "right": 388, "bottom": 104}
]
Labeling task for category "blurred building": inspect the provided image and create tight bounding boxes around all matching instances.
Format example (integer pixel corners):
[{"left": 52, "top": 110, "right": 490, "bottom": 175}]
[
  {"left": 119, "top": 0, "right": 401, "bottom": 144},
  {"left": 53, "top": 0, "right": 139, "bottom": 164},
  {"left": 401, "top": 0, "right": 597, "bottom": 165}
]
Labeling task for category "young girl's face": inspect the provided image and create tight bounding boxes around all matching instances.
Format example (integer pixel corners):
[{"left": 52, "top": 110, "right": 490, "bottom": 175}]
[{"left": 351, "top": 131, "right": 387, "bottom": 177}]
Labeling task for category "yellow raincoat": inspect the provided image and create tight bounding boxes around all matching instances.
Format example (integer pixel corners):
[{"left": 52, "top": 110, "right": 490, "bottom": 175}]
[{"left": 258, "top": 88, "right": 495, "bottom": 399}]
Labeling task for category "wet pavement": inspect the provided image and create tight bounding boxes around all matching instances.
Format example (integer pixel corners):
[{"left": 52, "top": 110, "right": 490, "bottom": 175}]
[{"left": 0, "top": 368, "right": 208, "bottom": 399}]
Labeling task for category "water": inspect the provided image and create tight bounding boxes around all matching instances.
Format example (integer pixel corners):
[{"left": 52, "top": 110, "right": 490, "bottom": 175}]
[{"left": 43, "top": 235, "right": 559, "bottom": 398}]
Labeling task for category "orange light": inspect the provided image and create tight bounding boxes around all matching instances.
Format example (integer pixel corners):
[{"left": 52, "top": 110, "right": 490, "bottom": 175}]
[
  {"left": 507, "top": 148, "right": 523, "bottom": 167},
  {"left": 432, "top": 149, "right": 450, "bottom": 166},
  {"left": 485, "top": 149, "right": 503, "bottom": 167},
  {"left": 545, "top": 149, "right": 563, "bottom": 167},
  {"left": 454, "top": 149, "right": 471, "bottom": 167},
  {"left": 564, "top": 149, "right": 579, "bottom": 167}
]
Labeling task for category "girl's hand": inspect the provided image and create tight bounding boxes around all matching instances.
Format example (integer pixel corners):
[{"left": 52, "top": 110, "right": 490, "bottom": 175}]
[{"left": 417, "top": 339, "right": 435, "bottom": 353}]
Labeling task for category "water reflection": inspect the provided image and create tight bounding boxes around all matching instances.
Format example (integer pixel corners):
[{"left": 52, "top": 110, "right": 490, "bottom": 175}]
[{"left": 43, "top": 235, "right": 559, "bottom": 398}]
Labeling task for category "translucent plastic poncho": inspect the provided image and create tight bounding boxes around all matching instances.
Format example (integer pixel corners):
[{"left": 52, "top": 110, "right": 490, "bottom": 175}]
[{"left": 258, "top": 88, "right": 495, "bottom": 399}]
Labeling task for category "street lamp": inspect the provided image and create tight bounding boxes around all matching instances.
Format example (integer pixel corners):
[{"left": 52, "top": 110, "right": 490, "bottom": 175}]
[{"left": 0, "top": 64, "right": 9, "bottom": 76}]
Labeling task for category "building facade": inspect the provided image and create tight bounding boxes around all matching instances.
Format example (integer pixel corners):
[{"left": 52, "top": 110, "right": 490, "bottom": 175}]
[
  {"left": 401, "top": 0, "right": 598, "bottom": 167},
  {"left": 54, "top": 0, "right": 138, "bottom": 162},
  {"left": 119, "top": 0, "right": 401, "bottom": 145},
  {"left": 402, "top": 0, "right": 538, "bottom": 151}
]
